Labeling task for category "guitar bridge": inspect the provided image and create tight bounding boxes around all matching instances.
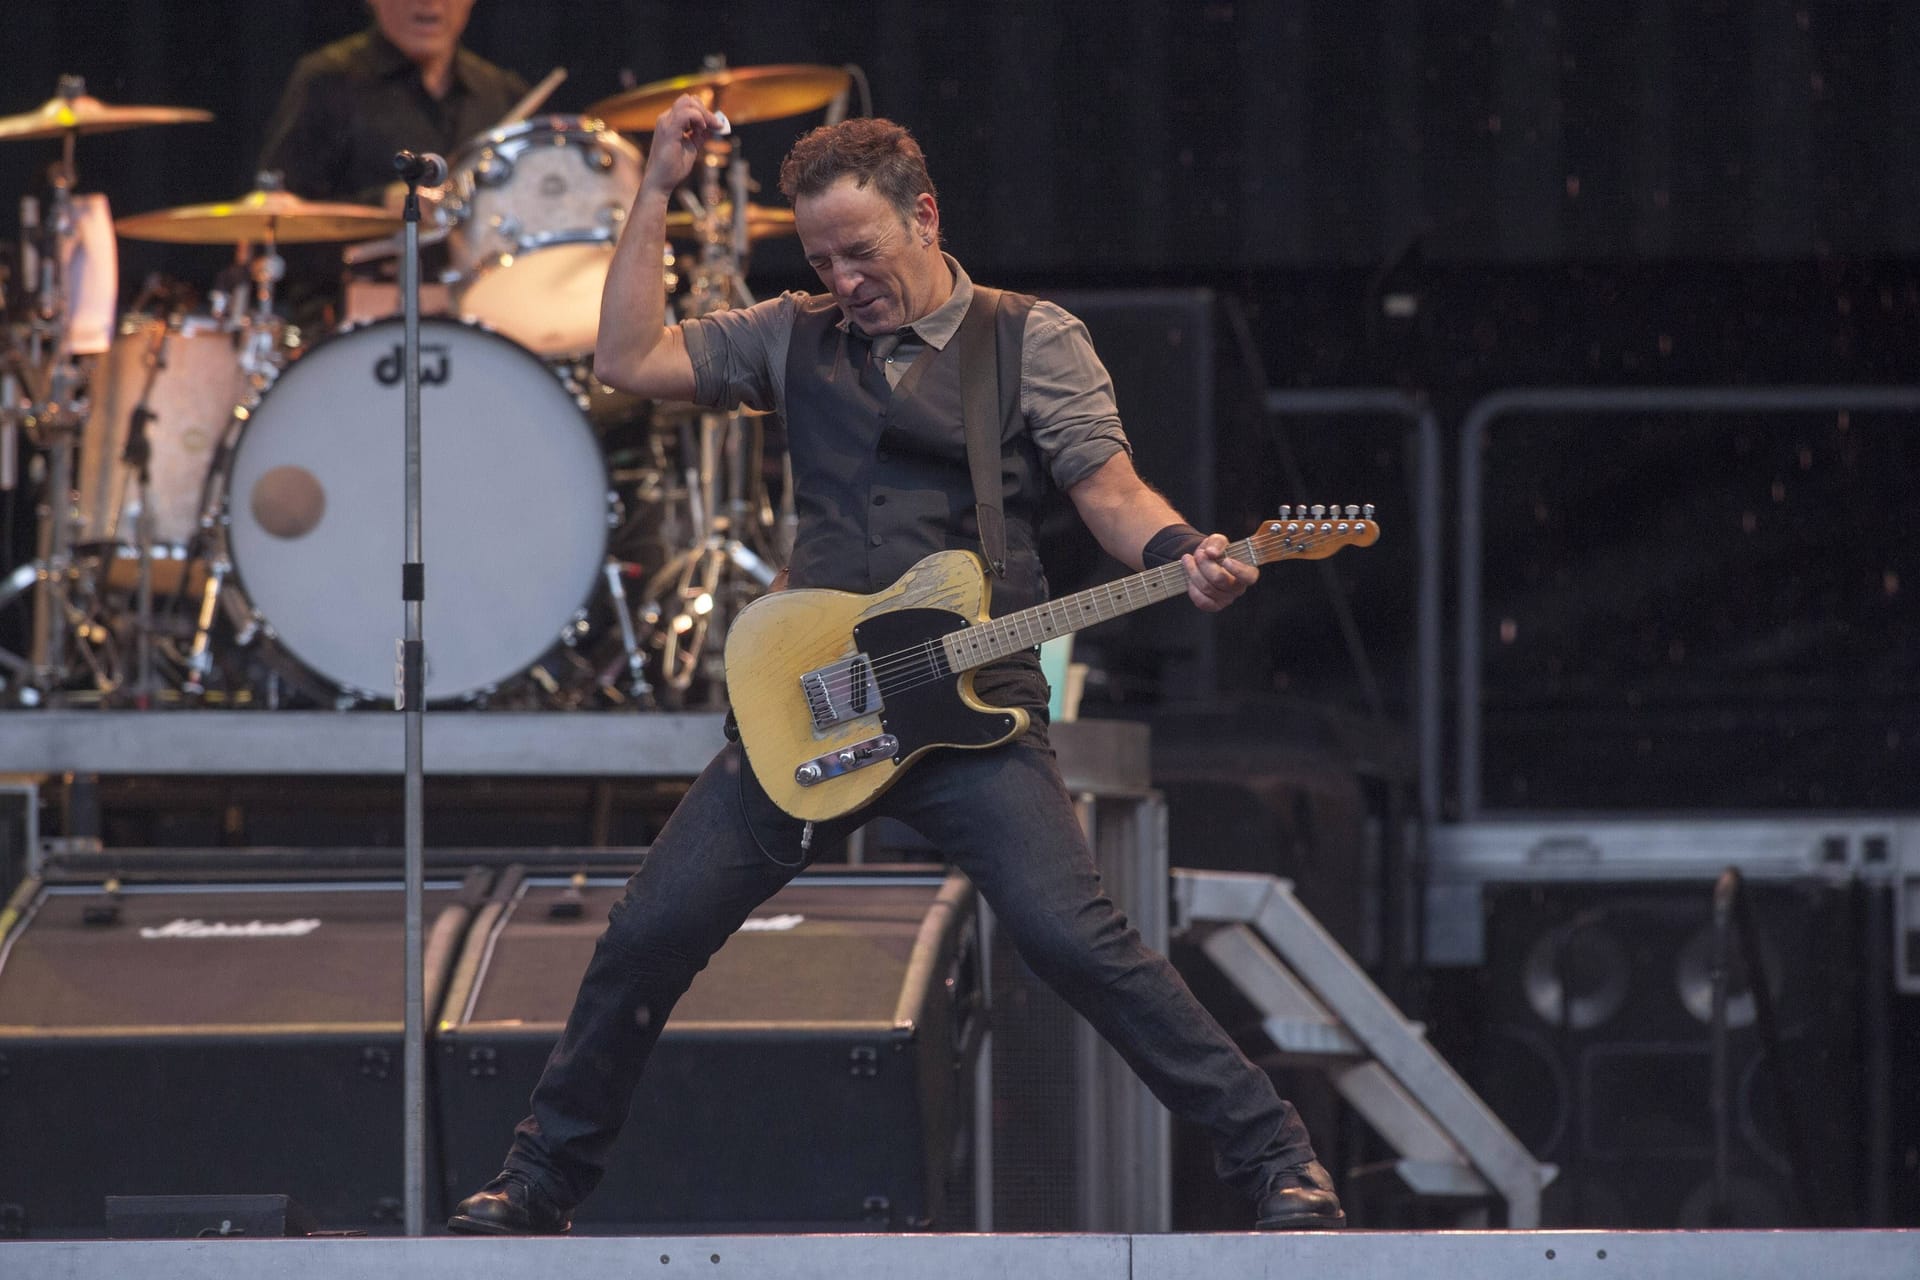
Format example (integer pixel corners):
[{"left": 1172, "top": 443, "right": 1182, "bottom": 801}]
[
  {"left": 800, "top": 654, "right": 883, "bottom": 731},
  {"left": 794, "top": 734, "right": 900, "bottom": 787}
]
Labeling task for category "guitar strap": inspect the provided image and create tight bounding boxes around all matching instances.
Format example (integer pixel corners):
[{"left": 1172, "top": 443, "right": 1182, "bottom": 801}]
[{"left": 957, "top": 283, "right": 1007, "bottom": 577}]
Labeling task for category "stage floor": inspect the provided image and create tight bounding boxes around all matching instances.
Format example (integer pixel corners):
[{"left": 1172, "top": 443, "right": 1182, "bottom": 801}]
[{"left": 6, "top": 1229, "right": 1916, "bottom": 1280}]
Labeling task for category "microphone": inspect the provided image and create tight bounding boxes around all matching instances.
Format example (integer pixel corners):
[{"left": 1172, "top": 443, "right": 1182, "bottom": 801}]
[{"left": 392, "top": 150, "right": 448, "bottom": 186}]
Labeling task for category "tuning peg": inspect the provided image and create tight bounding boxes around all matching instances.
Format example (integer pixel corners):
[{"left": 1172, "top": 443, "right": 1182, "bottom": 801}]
[
  {"left": 1310, "top": 504, "right": 1326, "bottom": 518},
  {"left": 1363, "top": 503, "right": 1375, "bottom": 518},
  {"left": 1343, "top": 504, "right": 1358, "bottom": 518},
  {"left": 1278, "top": 504, "right": 1293, "bottom": 518}
]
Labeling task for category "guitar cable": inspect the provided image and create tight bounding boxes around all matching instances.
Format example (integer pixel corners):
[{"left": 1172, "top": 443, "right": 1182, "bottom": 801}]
[{"left": 735, "top": 752, "right": 813, "bottom": 870}]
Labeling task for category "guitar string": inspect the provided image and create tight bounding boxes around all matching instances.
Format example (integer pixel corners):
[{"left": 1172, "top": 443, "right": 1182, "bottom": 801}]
[
  {"left": 812, "top": 527, "right": 1339, "bottom": 706},
  {"left": 800, "top": 525, "right": 1358, "bottom": 712},
  {"left": 825, "top": 536, "right": 1260, "bottom": 700}
]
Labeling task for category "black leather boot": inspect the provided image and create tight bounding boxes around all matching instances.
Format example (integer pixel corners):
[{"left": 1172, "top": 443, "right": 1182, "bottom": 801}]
[
  {"left": 447, "top": 1172, "right": 573, "bottom": 1235},
  {"left": 1253, "top": 1158, "right": 1347, "bottom": 1230}
]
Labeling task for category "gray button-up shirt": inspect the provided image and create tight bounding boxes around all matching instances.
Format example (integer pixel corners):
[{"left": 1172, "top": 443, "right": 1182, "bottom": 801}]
[{"left": 680, "top": 255, "right": 1131, "bottom": 494}]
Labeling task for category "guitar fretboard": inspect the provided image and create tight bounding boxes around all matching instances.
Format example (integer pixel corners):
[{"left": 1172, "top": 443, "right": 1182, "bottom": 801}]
[
  {"left": 938, "top": 514, "right": 1372, "bottom": 671},
  {"left": 940, "top": 518, "right": 1328, "bottom": 672}
]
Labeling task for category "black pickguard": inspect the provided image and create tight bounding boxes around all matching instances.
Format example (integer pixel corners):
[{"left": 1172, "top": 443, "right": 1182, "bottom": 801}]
[{"left": 851, "top": 608, "right": 1019, "bottom": 759}]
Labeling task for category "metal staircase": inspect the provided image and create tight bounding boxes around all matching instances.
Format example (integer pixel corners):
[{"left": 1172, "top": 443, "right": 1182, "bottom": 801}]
[{"left": 1173, "top": 869, "right": 1555, "bottom": 1227}]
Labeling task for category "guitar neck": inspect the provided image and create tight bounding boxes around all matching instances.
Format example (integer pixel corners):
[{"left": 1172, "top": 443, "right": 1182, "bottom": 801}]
[{"left": 944, "top": 538, "right": 1259, "bottom": 670}]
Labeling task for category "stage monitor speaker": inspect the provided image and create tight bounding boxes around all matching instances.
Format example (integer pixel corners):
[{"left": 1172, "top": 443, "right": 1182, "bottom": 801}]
[
  {"left": 0, "top": 868, "right": 488, "bottom": 1238},
  {"left": 435, "top": 867, "right": 983, "bottom": 1232},
  {"left": 1473, "top": 879, "right": 1863, "bottom": 1228}
]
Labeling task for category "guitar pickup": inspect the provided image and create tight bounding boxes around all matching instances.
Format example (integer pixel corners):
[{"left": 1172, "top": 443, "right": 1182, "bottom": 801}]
[
  {"left": 800, "top": 654, "right": 883, "bottom": 732},
  {"left": 794, "top": 734, "right": 900, "bottom": 787}
]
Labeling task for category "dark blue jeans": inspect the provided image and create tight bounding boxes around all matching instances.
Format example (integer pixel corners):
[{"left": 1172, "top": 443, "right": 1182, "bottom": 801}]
[{"left": 501, "top": 726, "right": 1315, "bottom": 1208}]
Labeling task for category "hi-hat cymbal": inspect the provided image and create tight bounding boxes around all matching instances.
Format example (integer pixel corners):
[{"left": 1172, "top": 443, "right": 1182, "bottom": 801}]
[
  {"left": 588, "top": 64, "right": 850, "bottom": 132},
  {"left": 665, "top": 203, "right": 796, "bottom": 243},
  {"left": 0, "top": 91, "right": 211, "bottom": 143},
  {"left": 116, "top": 189, "right": 403, "bottom": 244}
]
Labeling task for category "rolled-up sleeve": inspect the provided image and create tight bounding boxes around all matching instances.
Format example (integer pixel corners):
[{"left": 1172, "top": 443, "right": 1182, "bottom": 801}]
[
  {"left": 681, "top": 292, "right": 804, "bottom": 412},
  {"left": 1020, "top": 301, "right": 1131, "bottom": 491}
]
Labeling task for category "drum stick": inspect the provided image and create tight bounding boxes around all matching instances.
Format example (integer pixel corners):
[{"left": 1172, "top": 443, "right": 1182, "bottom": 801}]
[{"left": 501, "top": 68, "right": 567, "bottom": 126}]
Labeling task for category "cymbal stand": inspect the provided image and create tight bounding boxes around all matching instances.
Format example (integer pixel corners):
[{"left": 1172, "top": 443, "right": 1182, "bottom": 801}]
[
  {"left": 109, "top": 330, "right": 167, "bottom": 704},
  {"left": 241, "top": 234, "right": 288, "bottom": 375},
  {"left": 0, "top": 105, "right": 97, "bottom": 699},
  {"left": 637, "top": 139, "right": 783, "bottom": 704},
  {"left": 179, "top": 192, "right": 291, "bottom": 696}
]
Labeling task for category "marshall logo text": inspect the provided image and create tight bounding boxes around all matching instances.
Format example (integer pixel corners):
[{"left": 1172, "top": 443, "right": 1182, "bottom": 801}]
[{"left": 139, "top": 918, "right": 324, "bottom": 940}]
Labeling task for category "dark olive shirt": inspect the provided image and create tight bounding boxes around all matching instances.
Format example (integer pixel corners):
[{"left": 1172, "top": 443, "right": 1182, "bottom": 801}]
[{"left": 257, "top": 28, "right": 527, "bottom": 205}]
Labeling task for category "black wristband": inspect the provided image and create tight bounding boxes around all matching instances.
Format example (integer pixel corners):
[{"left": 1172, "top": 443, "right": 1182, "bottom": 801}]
[{"left": 1142, "top": 522, "right": 1205, "bottom": 569}]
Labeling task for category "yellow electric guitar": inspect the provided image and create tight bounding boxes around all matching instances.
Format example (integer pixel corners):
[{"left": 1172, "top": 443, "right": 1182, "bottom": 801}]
[{"left": 725, "top": 505, "right": 1379, "bottom": 821}]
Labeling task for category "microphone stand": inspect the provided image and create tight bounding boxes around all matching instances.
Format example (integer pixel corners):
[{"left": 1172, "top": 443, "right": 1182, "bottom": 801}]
[{"left": 395, "top": 155, "right": 430, "bottom": 1238}]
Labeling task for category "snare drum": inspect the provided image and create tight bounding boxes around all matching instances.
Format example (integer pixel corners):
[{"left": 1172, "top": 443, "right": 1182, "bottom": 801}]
[
  {"left": 221, "top": 317, "right": 609, "bottom": 702},
  {"left": 446, "top": 116, "right": 644, "bottom": 359},
  {"left": 76, "top": 314, "right": 250, "bottom": 553}
]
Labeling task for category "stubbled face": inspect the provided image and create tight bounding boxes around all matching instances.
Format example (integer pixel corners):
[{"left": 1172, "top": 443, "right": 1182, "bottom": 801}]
[
  {"left": 794, "top": 176, "right": 948, "bottom": 335},
  {"left": 369, "top": 0, "right": 474, "bottom": 66}
]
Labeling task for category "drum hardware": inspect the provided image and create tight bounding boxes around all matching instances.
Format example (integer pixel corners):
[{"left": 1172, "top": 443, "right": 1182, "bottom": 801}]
[
  {"left": 617, "top": 69, "right": 800, "bottom": 708},
  {"left": 96, "top": 174, "right": 406, "bottom": 703},
  {"left": 634, "top": 394, "right": 785, "bottom": 705},
  {"left": 107, "top": 329, "right": 164, "bottom": 703},
  {"left": 0, "top": 74, "right": 212, "bottom": 698},
  {"left": 5, "top": 176, "right": 401, "bottom": 704},
  {"left": 116, "top": 172, "right": 401, "bottom": 352},
  {"left": 599, "top": 556, "right": 653, "bottom": 702}
]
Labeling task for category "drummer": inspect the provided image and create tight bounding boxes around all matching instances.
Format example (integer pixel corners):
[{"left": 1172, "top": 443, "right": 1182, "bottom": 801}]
[
  {"left": 257, "top": 0, "right": 526, "bottom": 209},
  {"left": 256, "top": 0, "right": 526, "bottom": 326}
]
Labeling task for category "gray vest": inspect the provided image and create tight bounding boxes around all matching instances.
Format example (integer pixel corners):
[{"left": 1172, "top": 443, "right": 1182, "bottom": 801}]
[{"left": 781, "top": 290, "right": 1053, "bottom": 708}]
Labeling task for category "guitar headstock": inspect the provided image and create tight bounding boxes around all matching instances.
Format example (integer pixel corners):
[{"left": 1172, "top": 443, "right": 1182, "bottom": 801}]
[{"left": 1245, "top": 503, "right": 1380, "bottom": 563}]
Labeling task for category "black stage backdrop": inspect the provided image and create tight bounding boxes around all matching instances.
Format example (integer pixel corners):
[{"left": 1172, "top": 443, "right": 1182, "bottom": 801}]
[
  {"left": 3, "top": 1, "right": 1917, "bottom": 809},
  {"left": 5, "top": 0, "right": 1920, "bottom": 278}
]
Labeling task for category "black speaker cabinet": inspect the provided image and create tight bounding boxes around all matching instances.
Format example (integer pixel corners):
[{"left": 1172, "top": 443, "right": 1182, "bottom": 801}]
[
  {"left": 1041, "top": 289, "right": 1224, "bottom": 697},
  {"left": 0, "top": 868, "right": 487, "bottom": 1238},
  {"left": 436, "top": 867, "right": 983, "bottom": 1232},
  {"left": 1474, "top": 879, "right": 1863, "bottom": 1228}
]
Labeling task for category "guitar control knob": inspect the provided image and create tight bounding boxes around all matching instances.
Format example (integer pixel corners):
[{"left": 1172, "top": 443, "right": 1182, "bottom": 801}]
[
  {"left": 796, "top": 762, "right": 823, "bottom": 784},
  {"left": 837, "top": 749, "right": 858, "bottom": 767}
]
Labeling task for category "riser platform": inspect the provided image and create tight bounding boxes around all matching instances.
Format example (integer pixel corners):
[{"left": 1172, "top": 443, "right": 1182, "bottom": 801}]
[{"left": 5, "top": 1230, "right": 1916, "bottom": 1280}]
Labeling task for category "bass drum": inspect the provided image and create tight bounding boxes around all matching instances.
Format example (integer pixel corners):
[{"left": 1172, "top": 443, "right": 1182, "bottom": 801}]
[{"left": 222, "top": 317, "right": 608, "bottom": 702}]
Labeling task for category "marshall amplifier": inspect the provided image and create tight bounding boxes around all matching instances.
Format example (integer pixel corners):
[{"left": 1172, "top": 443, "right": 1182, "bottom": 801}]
[
  {"left": 0, "top": 867, "right": 489, "bottom": 1238},
  {"left": 435, "top": 866, "right": 983, "bottom": 1232}
]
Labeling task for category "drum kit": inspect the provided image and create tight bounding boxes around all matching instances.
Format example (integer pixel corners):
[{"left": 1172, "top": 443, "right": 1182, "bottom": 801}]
[{"left": 0, "top": 62, "right": 849, "bottom": 710}]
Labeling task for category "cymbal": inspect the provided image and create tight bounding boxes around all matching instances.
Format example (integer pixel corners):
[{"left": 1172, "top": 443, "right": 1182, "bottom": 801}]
[
  {"left": 0, "top": 91, "right": 211, "bottom": 143},
  {"left": 116, "top": 189, "right": 404, "bottom": 245},
  {"left": 666, "top": 203, "right": 796, "bottom": 243},
  {"left": 587, "top": 64, "right": 850, "bottom": 132}
]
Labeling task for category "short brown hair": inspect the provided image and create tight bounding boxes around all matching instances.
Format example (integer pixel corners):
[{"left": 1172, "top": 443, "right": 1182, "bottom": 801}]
[{"left": 778, "top": 117, "right": 936, "bottom": 226}]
